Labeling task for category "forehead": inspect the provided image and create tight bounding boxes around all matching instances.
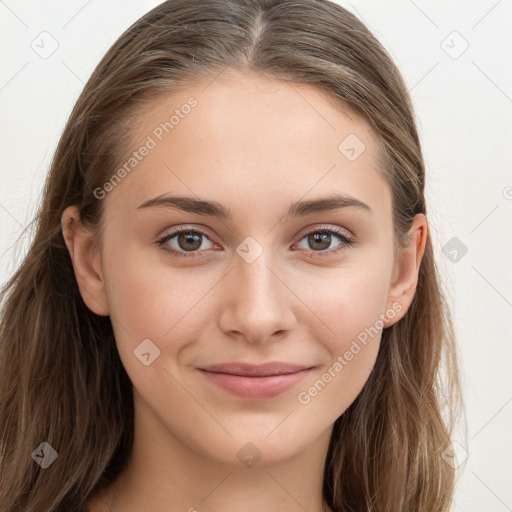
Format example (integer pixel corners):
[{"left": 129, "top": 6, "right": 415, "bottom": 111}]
[{"left": 105, "top": 70, "right": 392, "bottom": 223}]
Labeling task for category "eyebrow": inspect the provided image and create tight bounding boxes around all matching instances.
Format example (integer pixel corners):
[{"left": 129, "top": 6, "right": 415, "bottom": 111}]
[{"left": 136, "top": 192, "right": 372, "bottom": 219}]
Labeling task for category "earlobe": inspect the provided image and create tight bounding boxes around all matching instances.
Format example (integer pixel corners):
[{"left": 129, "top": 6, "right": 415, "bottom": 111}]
[
  {"left": 61, "top": 206, "right": 110, "bottom": 316},
  {"left": 384, "top": 214, "right": 428, "bottom": 328}
]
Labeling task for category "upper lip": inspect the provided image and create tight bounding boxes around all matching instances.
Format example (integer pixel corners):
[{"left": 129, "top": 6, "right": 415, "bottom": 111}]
[{"left": 198, "top": 362, "right": 313, "bottom": 377}]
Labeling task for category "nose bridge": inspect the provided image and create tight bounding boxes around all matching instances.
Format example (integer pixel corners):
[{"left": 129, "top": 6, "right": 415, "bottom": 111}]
[
  {"left": 238, "top": 252, "right": 280, "bottom": 306},
  {"left": 219, "top": 243, "right": 294, "bottom": 342}
]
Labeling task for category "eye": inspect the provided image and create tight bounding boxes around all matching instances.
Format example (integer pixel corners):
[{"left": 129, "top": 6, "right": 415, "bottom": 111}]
[
  {"left": 294, "top": 226, "right": 354, "bottom": 256},
  {"left": 156, "top": 225, "right": 355, "bottom": 258},
  {"left": 156, "top": 227, "right": 216, "bottom": 258}
]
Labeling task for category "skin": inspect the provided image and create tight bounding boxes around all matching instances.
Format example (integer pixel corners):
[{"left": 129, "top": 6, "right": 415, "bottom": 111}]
[{"left": 62, "top": 69, "right": 427, "bottom": 512}]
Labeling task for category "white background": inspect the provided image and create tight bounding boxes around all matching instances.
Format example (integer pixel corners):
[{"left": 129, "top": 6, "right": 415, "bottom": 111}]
[{"left": 1, "top": 1, "right": 511, "bottom": 510}]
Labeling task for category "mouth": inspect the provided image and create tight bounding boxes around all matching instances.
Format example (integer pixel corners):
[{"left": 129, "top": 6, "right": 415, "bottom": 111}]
[{"left": 196, "top": 362, "right": 313, "bottom": 399}]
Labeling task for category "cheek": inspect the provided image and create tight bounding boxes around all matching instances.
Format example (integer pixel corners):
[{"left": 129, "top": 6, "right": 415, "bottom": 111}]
[
  {"left": 297, "top": 255, "right": 392, "bottom": 350},
  {"left": 102, "top": 246, "right": 224, "bottom": 371},
  {"left": 105, "top": 238, "right": 393, "bottom": 359},
  {"left": 290, "top": 257, "right": 392, "bottom": 415}
]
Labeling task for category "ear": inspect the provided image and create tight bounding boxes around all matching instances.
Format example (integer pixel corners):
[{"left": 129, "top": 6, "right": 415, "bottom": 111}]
[
  {"left": 384, "top": 213, "right": 428, "bottom": 328},
  {"left": 61, "top": 206, "right": 109, "bottom": 316}
]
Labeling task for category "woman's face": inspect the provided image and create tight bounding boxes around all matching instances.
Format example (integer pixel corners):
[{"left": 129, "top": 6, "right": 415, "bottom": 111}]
[{"left": 77, "top": 70, "right": 421, "bottom": 466}]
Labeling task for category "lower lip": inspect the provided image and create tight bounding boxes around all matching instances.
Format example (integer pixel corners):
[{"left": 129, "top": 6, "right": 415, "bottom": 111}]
[{"left": 198, "top": 368, "right": 312, "bottom": 399}]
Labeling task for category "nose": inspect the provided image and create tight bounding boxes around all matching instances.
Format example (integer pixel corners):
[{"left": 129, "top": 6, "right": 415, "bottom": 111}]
[{"left": 218, "top": 249, "right": 297, "bottom": 345}]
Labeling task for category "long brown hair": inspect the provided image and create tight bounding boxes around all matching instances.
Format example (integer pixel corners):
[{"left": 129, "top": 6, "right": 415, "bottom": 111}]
[{"left": 0, "top": 1, "right": 464, "bottom": 510}]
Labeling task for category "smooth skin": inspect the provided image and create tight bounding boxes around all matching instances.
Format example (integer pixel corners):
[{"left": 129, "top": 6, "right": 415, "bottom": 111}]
[{"left": 62, "top": 69, "right": 427, "bottom": 512}]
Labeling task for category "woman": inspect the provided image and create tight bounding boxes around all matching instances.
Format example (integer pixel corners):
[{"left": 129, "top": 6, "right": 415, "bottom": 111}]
[{"left": 0, "top": 1, "right": 463, "bottom": 510}]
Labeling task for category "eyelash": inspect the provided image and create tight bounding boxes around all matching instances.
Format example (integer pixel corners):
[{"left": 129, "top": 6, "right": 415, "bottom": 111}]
[{"left": 155, "top": 225, "right": 355, "bottom": 259}]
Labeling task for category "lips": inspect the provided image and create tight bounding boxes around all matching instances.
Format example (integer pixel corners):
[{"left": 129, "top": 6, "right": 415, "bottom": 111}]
[
  {"left": 199, "top": 362, "right": 311, "bottom": 376},
  {"left": 197, "top": 362, "right": 313, "bottom": 399}
]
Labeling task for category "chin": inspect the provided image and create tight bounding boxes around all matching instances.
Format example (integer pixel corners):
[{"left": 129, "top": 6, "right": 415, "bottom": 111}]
[{"left": 197, "top": 426, "right": 316, "bottom": 468}]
